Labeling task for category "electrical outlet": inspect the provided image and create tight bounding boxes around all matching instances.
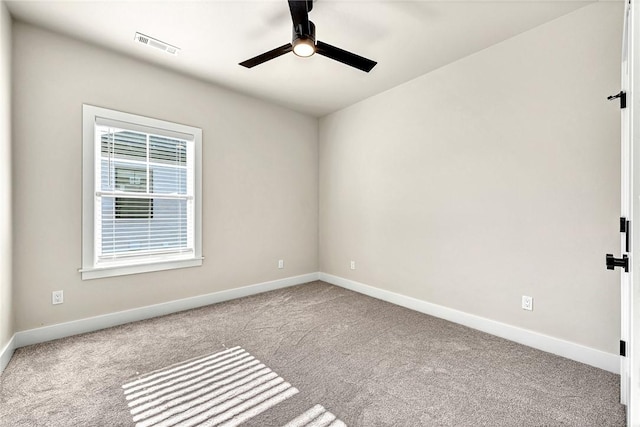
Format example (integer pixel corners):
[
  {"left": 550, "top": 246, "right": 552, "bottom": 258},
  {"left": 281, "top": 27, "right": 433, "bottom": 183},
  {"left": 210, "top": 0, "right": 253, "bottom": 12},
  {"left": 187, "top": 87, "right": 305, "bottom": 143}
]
[
  {"left": 278, "top": 259, "right": 284, "bottom": 269},
  {"left": 522, "top": 295, "right": 533, "bottom": 311},
  {"left": 52, "top": 290, "right": 64, "bottom": 305},
  {"left": 350, "top": 261, "right": 356, "bottom": 270}
]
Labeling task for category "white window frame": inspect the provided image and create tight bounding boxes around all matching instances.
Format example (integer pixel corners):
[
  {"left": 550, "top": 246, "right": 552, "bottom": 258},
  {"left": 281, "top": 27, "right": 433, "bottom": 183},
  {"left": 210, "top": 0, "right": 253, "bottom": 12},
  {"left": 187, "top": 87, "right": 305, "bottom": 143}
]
[{"left": 81, "top": 104, "right": 203, "bottom": 280}]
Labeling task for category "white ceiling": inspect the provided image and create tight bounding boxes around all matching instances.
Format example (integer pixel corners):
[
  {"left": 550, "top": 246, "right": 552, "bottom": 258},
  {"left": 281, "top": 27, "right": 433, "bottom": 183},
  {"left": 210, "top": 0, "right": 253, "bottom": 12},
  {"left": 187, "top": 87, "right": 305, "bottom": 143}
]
[{"left": 7, "top": 0, "right": 598, "bottom": 117}]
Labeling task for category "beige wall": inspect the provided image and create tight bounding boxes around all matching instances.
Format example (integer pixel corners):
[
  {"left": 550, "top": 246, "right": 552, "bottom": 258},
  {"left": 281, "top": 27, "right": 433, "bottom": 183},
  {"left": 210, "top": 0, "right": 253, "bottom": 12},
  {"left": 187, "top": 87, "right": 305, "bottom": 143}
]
[
  {"left": 319, "top": 3, "right": 623, "bottom": 354},
  {"left": 0, "top": 0, "right": 13, "bottom": 349},
  {"left": 12, "top": 22, "right": 318, "bottom": 331}
]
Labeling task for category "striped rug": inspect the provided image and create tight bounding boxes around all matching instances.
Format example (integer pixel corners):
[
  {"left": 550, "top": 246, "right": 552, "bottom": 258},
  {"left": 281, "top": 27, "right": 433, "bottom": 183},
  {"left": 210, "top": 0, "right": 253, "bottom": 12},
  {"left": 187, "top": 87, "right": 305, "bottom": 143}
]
[{"left": 122, "top": 346, "right": 346, "bottom": 427}]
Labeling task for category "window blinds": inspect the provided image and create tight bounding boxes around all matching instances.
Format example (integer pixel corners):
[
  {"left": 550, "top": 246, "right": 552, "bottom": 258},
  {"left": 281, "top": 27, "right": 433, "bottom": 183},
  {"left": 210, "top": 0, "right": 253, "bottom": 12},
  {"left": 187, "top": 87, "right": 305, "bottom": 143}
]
[{"left": 95, "top": 124, "right": 194, "bottom": 265}]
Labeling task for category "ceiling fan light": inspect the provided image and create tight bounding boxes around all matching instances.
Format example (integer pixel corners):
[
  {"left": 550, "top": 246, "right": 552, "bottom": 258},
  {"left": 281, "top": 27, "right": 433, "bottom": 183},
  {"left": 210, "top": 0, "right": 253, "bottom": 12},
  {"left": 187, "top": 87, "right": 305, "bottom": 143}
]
[{"left": 293, "top": 39, "right": 315, "bottom": 57}]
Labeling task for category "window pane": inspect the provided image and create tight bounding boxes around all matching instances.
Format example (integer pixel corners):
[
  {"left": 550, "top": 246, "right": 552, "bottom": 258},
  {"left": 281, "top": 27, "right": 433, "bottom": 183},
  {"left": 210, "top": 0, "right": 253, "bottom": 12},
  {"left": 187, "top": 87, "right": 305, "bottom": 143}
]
[
  {"left": 115, "top": 197, "right": 153, "bottom": 219},
  {"left": 115, "top": 166, "right": 148, "bottom": 193},
  {"left": 101, "top": 197, "right": 188, "bottom": 255},
  {"left": 149, "top": 135, "right": 187, "bottom": 165},
  {"left": 150, "top": 164, "right": 187, "bottom": 195},
  {"left": 101, "top": 130, "right": 147, "bottom": 161}
]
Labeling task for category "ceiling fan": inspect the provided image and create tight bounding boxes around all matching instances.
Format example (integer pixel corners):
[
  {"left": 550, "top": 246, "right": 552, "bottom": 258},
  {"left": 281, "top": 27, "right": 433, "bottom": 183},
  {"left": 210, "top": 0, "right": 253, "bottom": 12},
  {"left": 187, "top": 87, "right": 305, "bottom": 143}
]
[{"left": 239, "top": 0, "right": 377, "bottom": 73}]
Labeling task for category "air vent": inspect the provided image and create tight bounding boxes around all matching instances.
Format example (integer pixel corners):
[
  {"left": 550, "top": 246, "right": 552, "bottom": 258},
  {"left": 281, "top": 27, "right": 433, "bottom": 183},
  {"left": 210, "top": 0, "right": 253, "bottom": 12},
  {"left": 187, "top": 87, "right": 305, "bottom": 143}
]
[{"left": 134, "top": 32, "right": 180, "bottom": 56}]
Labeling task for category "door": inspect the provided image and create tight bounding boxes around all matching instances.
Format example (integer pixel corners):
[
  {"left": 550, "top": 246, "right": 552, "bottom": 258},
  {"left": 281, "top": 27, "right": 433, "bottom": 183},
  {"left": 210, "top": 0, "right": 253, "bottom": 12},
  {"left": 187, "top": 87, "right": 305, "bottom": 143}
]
[
  {"left": 607, "top": 0, "right": 633, "bottom": 411},
  {"left": 629, "top": 0, "right": 639, "bottom": 423},
  {"left": 620, "top": 0, "right": 632, "bottom": 412}
]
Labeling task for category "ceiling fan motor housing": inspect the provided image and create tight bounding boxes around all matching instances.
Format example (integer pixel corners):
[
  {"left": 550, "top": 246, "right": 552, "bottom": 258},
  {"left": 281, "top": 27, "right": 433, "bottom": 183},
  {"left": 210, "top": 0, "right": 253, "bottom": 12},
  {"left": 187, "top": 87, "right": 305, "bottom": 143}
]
[{"left": 292, "top": 21, "right": 316, "bottom": 57}]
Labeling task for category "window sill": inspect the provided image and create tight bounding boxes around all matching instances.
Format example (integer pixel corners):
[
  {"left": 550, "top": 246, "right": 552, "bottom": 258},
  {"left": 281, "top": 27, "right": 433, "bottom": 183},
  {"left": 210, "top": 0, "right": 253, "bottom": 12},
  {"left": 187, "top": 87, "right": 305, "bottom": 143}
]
[{"left": 80, "top": 257, "right": 203, "bottom": 280}]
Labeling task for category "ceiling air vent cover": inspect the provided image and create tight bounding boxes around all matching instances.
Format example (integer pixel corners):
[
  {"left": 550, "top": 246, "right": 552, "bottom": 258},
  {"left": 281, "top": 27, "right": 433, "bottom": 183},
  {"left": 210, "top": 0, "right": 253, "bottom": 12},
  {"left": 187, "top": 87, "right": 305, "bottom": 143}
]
[{"left": 134, "top": 32, "right": 180, "bottom": 55}]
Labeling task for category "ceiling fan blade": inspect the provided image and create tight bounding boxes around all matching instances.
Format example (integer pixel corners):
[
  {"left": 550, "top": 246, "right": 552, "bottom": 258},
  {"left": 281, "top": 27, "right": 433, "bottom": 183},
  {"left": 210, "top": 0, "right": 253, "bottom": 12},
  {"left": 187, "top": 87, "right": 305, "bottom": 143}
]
[
  {"left": 288, "top": 0, "right": 310, "bottom": 34},
  {"left": 315, "top": 41, "right": 377, "bottom": 73},
  {"left": 239, "top": 43, "right": 293, "bottom": 68}
]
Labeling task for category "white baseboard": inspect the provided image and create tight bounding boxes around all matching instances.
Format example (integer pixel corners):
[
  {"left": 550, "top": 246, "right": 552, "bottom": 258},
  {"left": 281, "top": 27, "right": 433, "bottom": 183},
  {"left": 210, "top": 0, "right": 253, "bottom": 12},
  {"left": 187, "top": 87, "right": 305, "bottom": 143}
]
[
  {"left": 0, "top": 334, "right": 16, "bottom": 374},
  {"left": 8, "top": 271, "right": 618, "bottom": 375},
  {"left": 14, "top": 272, "right": 320, "bottom": 349},
  {"left": 319, "top": 273, "right": 619, "bottom": 374}
]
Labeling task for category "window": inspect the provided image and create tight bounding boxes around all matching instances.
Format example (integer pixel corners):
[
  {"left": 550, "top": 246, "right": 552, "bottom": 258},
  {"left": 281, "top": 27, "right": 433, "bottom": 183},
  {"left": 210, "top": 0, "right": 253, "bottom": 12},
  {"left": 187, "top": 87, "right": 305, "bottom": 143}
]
[{"left": 81, "top": 105, "right": 202, "bottom": 280}]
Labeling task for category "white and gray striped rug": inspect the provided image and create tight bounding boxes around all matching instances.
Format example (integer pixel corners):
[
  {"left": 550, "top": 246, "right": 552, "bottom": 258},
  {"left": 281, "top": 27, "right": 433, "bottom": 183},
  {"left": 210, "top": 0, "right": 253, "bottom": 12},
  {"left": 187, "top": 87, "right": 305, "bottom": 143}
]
[{"left": 122, "top": 346, "right": 345, "bottom": 427}]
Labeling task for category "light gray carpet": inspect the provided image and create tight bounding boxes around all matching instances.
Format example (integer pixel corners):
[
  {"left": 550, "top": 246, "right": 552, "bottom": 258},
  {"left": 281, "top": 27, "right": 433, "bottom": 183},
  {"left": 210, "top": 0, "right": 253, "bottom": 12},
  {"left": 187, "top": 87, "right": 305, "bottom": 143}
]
[
  {"left": 120, "top": 345, "right": 346, "bottom": 427},
  {"left": 0, "top": 281, "right": 626, "bottom": 426}
]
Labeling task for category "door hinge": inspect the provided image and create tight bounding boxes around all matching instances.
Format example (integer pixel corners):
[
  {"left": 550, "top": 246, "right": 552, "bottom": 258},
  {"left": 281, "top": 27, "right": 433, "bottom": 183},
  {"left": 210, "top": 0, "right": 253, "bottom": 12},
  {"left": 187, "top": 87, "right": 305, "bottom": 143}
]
[
  {"left": 620, "top": 340, "right": 627, "bottom": 357},
  {"left": 621, "top": 217, "right": 630, "bottom": 252},
  {"left": 608, "top": 91, "right": 627, "bottom": 109}
]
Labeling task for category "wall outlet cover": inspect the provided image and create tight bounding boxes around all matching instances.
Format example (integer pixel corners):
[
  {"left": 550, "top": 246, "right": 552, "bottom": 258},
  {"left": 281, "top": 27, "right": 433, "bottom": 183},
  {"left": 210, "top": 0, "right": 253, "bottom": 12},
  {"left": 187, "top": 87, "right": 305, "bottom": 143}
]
[{"left": 52, "top": 290, "right": 64, "bottom": 305}]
